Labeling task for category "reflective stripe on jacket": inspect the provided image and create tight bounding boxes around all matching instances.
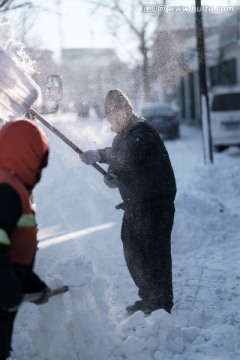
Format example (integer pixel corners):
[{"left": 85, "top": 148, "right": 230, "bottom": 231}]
[
  {"left": 0, "top": 169, "right": 37, "bottom": 264},
  {"left": 0, "top": 228, "right": 10, "bottom": 245}
]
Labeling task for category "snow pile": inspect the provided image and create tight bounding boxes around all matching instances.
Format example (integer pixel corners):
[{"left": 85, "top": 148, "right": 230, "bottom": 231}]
[
  {"left": 114, "top": 310, "right": 183, "bottom": 360},
  {"left": 14, "top": 256, "right": 116, "bottom": 360}
]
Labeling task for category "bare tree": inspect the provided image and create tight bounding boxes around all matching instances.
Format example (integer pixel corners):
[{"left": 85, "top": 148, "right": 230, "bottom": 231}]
[
  {"left": 1, "top": 1, "right": 52, "bottom": 46},
  {"left": 0, "top": 0, "right": 32, "bottom": 11},
  {"left": 86, "top": 0, "right": 166, "bottom": 102}
]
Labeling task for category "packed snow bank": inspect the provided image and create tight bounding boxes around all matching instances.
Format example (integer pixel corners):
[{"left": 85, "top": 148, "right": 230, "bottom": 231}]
[
  {"left": 10, "top": 117, "right": 240, "bottom": 360},
  {"left": 14, "top": 256, "right": 117, "bottom": 360}
]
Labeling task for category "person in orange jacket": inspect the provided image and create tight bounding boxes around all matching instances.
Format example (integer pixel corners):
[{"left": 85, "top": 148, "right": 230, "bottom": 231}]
[{"left": 0, "top": 119, "right": 50, "bottom": 360}]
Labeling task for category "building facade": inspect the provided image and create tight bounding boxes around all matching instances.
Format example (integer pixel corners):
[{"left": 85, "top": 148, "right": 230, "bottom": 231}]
[{"left": 179, "top": 9, "right": 240, "bottom": 125}]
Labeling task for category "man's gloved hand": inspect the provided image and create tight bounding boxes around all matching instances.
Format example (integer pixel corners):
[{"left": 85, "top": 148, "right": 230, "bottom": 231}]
[
  {"left": 115, "top": 202, "right": 125, "bottom": 210},
  {"left": 80, "top": 150, "right": 101, "bottom": 165},
  {"left": 104, "top": 173, "right": 120, "bottom": 188},
  {"left": 32, "top": 286, "right": 51, "bottom": 305},
  {"left": 0, "top": 253, "right": 23, "bottom": 311}
]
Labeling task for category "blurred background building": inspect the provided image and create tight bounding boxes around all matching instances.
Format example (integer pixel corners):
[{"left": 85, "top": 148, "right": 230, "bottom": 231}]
[{"left": 1, "top": 0, "right": 239, "bottom": 122}]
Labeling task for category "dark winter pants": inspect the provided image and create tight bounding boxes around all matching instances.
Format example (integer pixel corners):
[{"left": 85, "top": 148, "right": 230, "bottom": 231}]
[
  {"left": 0, "top": 310, "right": 17, "bottom": 360},
  {"left": 121, "top": 203, "right": 175, "bottom": 312},
  {"left": 0, "top": 263, "right": 46, "bottom": 360}
]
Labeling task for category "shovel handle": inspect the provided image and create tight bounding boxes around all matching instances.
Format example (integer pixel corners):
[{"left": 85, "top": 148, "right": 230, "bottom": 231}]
[
  {"left": 30, "top": 108, "right": 107, "bottom": 176},
  {"left": 23, "top": 285, "right": 69, "bottom": 303}
]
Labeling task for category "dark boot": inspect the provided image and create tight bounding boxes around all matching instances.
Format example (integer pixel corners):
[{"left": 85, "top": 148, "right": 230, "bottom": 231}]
[
  {"left": 126, "top": 300, "right": 171, "bottom": 316},
  {"left": 126, "top": 300, "right": 145, "bottom": 315}
]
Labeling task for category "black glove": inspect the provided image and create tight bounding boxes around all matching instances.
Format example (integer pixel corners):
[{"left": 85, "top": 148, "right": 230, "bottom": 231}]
[
  {"left": 104, "top": 173, "right": 120, "bottom": 188},
  {"left": 115, "top": 202, "right": 125, "bottom": 210},
  {"left": 80, "top": 150, "right": 101, "bottom": 165},
  {"left": 0, "top": 253, "right": 22, "bottom": 311},
  {"left": 32, "top": 286, "right": 51, "bottom": 305}
]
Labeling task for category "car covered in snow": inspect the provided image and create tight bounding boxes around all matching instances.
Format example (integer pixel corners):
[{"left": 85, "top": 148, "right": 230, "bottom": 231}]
[{"left": 140, "top": 102, "right": 180, "bottom": 140}]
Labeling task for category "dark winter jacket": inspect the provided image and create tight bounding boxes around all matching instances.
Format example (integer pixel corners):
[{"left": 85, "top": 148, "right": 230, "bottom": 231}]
[
  {"left": 0, "top": 120, "right": 49, "bottom": 310},
  {"left": 98, "top": 115, "right": 176, "bottom": 210}
]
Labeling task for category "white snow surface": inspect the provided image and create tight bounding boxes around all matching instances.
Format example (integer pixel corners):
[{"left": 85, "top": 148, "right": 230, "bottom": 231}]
[{"left": 10, "top": 113, "right": 240, "bottom": 360}]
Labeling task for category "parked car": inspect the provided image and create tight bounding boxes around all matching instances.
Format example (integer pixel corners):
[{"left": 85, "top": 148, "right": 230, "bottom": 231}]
[
  {"left": 209, "top": 85, "right": 240, "bottom": 152},
  {"left": 74, "top": 101, "right": 90, "bottom": 118},
  {"left": 140, "top": 102, "right": 180, "bottom": 140},
  {"left": 93, "top": 103, "right": 105, "bottom": 119}
]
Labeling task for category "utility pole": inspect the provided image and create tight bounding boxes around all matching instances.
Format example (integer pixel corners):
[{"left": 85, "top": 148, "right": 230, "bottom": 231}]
[{"left": 195, "top": 0, "right": 213, "bottom": 164}]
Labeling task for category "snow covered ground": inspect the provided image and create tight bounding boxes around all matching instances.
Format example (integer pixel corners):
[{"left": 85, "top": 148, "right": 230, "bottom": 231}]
[{"left": 11, "top": 113, "right": 240, "bottom": 360}]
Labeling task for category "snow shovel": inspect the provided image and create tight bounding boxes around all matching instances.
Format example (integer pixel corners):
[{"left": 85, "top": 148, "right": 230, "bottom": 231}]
[
  {"left": 23, "top": 285, "right": 69, "bottom": 303},
  {"left": 0, "top": 48, "right": 107, "bottom": 177}
]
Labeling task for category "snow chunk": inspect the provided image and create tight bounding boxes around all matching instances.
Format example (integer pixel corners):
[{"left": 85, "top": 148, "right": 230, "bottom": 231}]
[
  {"left": 181, "top": 326, "right": 200, "bottom": 343},
  {"left": 121, "top": 335, "right": 146, "bottom": 355}
]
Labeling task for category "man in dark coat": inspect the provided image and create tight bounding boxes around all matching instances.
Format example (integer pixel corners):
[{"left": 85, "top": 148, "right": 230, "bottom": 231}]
[{"left": 81, "top": 89, "right": 176, "bottom": 315}]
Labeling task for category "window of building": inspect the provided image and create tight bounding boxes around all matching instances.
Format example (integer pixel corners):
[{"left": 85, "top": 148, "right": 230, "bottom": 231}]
[
  {"left": 209, "top": 64, "right": 221, "bottom": 87},
  {"left": 179, "top": 77, "right": 186, "bottom": 118},
  {"left": 189, "top": 72, "right": 196, "bottom": 119},
  {"left": 209, "top": 58, "right": 237, "bottom": 87}
]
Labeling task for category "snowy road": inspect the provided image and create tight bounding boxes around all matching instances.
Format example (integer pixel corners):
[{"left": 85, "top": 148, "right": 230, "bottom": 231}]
[{"left": 12, "top": 113, "right": 240, "bottom": 360}]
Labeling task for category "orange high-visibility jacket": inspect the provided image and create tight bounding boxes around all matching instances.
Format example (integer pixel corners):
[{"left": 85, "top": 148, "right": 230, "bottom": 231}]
[{"left": 0, "top": 120, "right": 49, "bottom": 264}]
